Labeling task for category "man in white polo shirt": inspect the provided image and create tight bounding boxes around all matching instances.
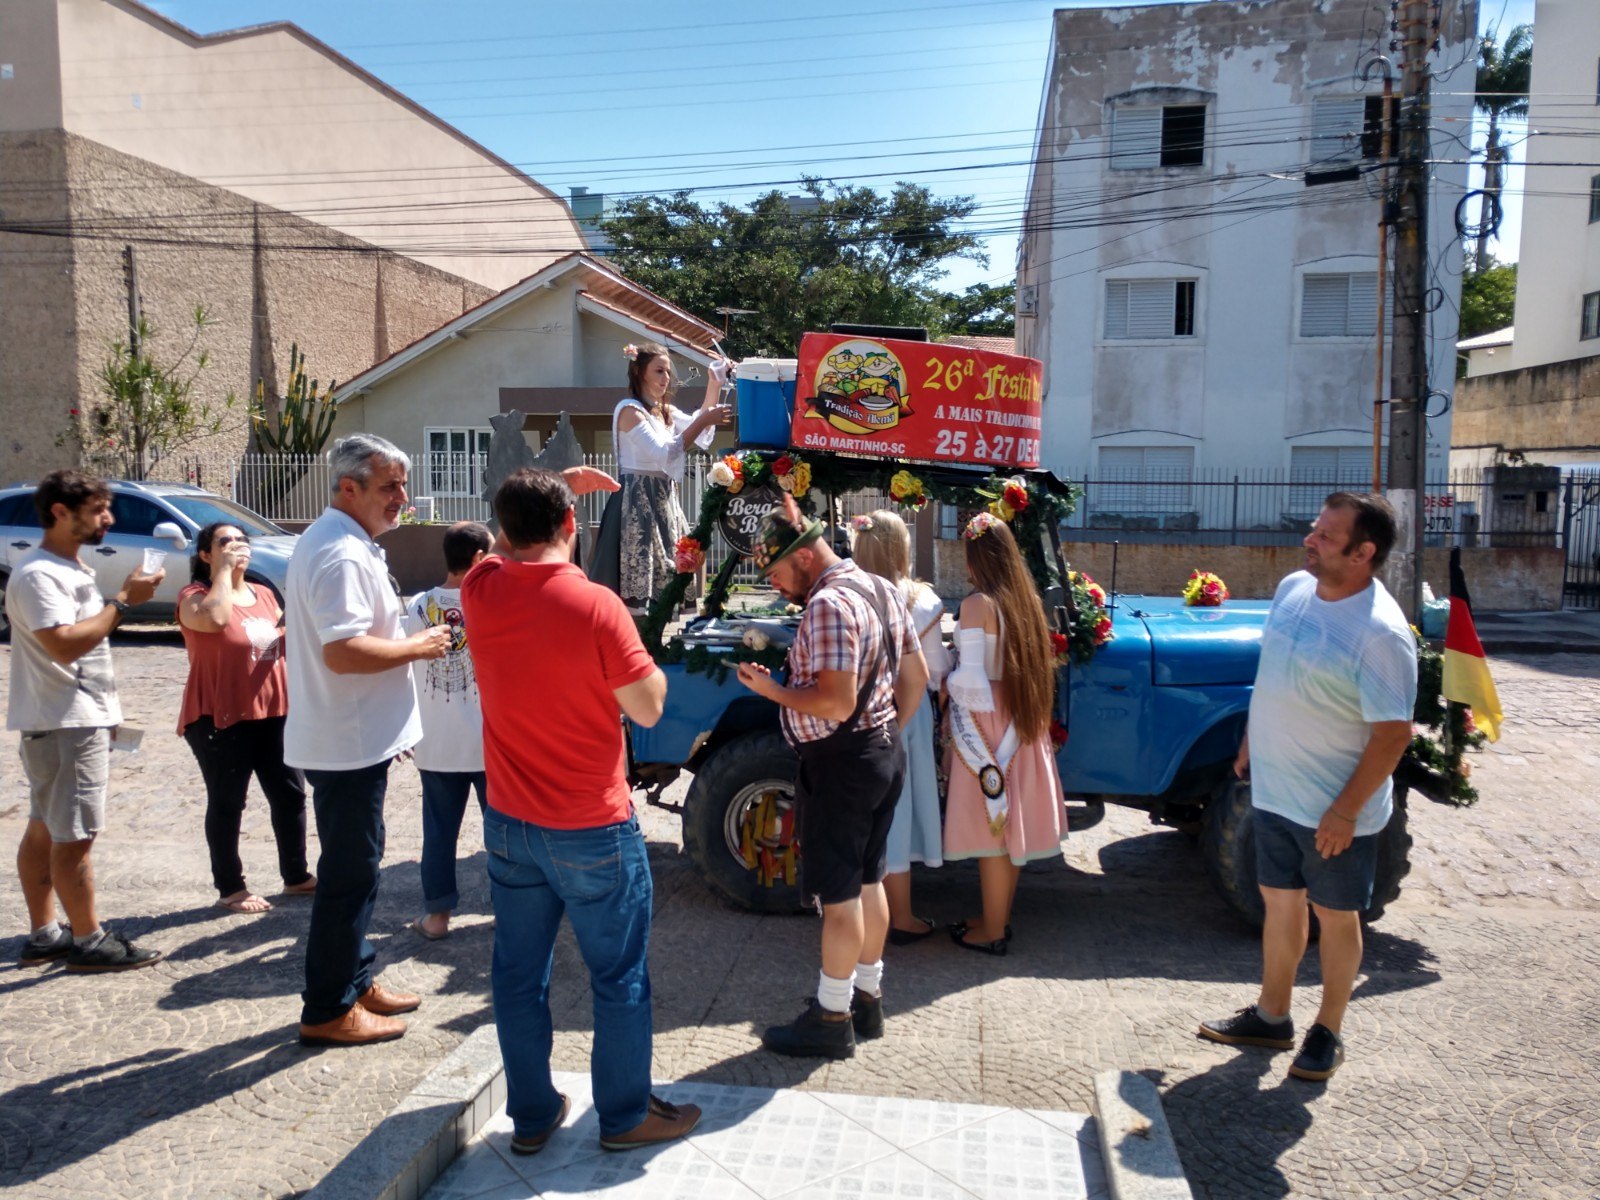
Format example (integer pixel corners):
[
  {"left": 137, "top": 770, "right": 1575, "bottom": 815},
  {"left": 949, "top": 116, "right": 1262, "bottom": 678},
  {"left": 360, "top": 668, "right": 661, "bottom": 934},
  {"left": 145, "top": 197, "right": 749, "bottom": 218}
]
[{"left": 286, "top": 434, "right": 452, "bottom": 1047}]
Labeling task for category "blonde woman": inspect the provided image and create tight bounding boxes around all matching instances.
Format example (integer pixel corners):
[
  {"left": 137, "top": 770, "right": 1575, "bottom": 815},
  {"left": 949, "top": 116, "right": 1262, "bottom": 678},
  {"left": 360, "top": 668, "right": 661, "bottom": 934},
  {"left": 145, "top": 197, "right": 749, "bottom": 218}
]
[
  {"left": 589, "top": 342, "right": 731, "bottom": 611},
  {"left": 942, "top": 513, "right": 1064, "bottom": 955},
  {"left": 850, "top": 510, "right": 950, "bottom": 944}
]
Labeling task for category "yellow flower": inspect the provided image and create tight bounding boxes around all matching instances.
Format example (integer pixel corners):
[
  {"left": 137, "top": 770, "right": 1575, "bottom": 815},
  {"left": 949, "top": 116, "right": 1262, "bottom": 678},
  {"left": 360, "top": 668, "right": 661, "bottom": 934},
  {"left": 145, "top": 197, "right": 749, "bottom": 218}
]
[
  {"left": 791, "top": 461, "right": 812, "bottom": 498},
  {"left": 987, "top": 497, "right": 1015, "bottom": 521}
]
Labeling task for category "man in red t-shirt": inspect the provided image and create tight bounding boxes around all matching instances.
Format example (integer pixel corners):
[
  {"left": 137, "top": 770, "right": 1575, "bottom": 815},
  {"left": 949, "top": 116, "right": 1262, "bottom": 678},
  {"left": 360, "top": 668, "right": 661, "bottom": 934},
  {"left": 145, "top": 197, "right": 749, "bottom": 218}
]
[{"left": 462, "top": 467, "right": 700, "bottom": 1157}]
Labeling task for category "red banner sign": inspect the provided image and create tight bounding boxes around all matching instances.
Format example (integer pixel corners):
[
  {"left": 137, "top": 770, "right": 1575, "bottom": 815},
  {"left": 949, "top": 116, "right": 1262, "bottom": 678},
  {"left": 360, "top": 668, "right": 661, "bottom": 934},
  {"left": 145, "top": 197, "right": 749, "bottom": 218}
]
[{"left": 789, "top": 332, "right": 1043, "bottom": 469}]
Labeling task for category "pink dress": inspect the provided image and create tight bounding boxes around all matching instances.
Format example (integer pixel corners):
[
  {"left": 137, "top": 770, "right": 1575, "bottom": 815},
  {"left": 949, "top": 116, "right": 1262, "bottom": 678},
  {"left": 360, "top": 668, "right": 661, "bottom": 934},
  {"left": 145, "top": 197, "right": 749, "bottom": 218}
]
[{"left": 942, "top": 623, "right": 1065, "bottom": 865}]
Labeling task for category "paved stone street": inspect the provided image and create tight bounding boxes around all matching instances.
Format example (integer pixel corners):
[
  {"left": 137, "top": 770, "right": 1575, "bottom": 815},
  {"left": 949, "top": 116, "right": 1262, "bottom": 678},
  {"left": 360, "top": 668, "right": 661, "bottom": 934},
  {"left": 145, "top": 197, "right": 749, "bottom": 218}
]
[{"left": 2, "top": 634, "right": 1597, "bottom": 1199}]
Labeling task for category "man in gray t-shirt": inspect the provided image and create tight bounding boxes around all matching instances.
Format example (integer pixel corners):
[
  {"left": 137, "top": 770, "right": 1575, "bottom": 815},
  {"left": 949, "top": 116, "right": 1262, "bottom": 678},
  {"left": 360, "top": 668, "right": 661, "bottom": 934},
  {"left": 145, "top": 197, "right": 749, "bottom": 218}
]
[
  {"left": 7, "top": 470, "right": 164, "bottom": 972},
  {"left": 1199, "top": 492, "right": 1417, "bottom": 1083}
]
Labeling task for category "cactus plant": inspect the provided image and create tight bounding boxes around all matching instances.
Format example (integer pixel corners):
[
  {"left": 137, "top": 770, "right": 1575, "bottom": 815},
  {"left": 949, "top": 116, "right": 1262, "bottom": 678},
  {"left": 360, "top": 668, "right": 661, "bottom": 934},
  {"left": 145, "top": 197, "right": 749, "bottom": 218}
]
[{"left": 250, "top": 343, "right": 338, "bottom": 512}]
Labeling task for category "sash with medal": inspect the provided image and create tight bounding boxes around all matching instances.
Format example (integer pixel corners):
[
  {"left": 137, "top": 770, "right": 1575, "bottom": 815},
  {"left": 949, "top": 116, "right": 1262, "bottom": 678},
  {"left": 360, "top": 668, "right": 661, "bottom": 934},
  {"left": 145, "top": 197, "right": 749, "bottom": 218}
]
[{"left": 948, "top": 701, "right": 1020, "bottom": 838}]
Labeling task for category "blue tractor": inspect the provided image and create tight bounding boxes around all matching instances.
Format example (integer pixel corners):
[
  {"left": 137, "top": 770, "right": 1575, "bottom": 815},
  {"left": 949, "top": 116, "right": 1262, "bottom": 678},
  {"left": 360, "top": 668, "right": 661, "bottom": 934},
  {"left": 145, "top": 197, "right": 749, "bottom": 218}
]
[{"left": 628, "top": 575, "right": 1414, "bottom": 929}]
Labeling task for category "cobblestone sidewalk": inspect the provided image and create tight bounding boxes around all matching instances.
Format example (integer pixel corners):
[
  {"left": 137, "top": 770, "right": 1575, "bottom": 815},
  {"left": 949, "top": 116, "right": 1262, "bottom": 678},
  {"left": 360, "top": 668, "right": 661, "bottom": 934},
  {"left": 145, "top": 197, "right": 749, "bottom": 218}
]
[{"left": 1, "top": 636, "right": 1596, "bottom": 1199}]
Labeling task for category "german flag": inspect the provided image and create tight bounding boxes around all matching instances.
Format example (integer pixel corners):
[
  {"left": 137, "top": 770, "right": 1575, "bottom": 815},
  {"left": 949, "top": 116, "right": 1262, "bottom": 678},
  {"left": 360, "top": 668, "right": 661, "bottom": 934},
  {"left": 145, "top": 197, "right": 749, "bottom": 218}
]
[{"left": 1441, "top": 548, "right": 1503, "bottom": 742}]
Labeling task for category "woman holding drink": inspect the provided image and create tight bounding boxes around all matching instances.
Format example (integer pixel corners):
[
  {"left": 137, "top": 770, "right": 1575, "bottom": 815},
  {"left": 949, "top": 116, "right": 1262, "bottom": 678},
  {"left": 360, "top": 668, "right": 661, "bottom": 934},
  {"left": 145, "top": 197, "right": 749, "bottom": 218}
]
[{"left": 176, "top": 522, "right": 313, "bottom": 914}]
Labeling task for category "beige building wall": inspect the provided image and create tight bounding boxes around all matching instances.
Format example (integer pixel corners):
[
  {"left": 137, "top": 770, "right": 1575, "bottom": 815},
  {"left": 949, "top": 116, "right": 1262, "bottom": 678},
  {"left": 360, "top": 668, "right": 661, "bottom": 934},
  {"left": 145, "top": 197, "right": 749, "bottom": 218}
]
[
  {"left": 1452, "top": 354, "right": 1600, "bottom": 468},
  {"left": 0, "top": 0, "right": 583, "bottom": 292},
  {"left": 0, "top": 130, "right": 492, "bottom": 485}
]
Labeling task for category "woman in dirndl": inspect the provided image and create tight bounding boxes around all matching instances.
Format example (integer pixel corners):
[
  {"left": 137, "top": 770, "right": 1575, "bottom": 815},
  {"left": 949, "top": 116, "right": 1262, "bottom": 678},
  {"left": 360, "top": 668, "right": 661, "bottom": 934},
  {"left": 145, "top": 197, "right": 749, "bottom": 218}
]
[
  {"left": 942, "top": 512, "right": 1065, "bottom": 955},
  {"left": 849, "top": 509, "right": 950, "bottom": 945},
  {"left": 589, "top": 341, "right": 732, "bottom": 611}
]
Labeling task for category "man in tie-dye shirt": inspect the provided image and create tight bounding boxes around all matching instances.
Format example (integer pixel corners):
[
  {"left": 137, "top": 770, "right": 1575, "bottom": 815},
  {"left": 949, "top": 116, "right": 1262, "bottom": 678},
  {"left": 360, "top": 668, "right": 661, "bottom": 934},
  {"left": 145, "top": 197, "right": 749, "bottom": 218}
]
[{"left": 1199, "top": 492, "right": 1417, "bottom": 1083}]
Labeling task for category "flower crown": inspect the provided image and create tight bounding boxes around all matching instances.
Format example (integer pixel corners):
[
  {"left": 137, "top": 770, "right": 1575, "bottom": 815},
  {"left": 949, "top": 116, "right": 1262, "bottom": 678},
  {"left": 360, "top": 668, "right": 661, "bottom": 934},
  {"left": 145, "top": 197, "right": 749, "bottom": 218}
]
[
  {"left": 964, "top": 512, "right": 1002, "bottom": 540},
  {"left": 850, "top": 514, "right": 875, "bottom": 533},
  {"left": 621, "top": 343, "right": 640, "bottom": 362}
]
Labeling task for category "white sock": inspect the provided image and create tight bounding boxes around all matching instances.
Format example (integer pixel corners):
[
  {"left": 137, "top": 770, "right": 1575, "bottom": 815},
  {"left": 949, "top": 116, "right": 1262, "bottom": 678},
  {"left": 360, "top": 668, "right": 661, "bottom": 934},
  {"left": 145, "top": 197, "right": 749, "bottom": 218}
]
[
  {"left": 854, "top": 960, "right": 884, "bottom": 999},
  {"left": 816, "top": 970, "right": 855, "bottom": 1014},
  {"left": 30, "top": 920, "right": 62, "bottom": 944},
  {"left": 73, "top": 928, "right": 105, "bottom": 950},
  {"left": 1255, "top": 1005, "right": 1290, "bottom": 1025}
]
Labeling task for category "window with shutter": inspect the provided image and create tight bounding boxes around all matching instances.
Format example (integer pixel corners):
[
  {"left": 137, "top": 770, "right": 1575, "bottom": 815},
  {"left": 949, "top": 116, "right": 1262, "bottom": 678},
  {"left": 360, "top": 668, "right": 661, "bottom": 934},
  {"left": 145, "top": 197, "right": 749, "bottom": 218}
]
[
  {"left": 1590, "top": 175, "right": 1600, "bottom": 224},
  {"left": 1311, "top": 97, "right": 1368, "bottom": 164},
  {"left": 1289, "top": 446, "right": 1378, "bottom": 514},
  {"left": 1160, "top": 106, "right": 1206, "bottom": 166},
  {"left": 1104, "top": 279, "right": 1198, "bottom": 339},
  {"left": 1300, "top": 272, "right": 1380, "bottom": 337},
  {"left": 1583, "top": 292, "right": 1600, "bottom": 341},
  {"left": 1111, "top": 106, "right": 1163, "bottom": 169},
  {"left": 1094, "top": 446, "right": 1194, "bottom": 514}
]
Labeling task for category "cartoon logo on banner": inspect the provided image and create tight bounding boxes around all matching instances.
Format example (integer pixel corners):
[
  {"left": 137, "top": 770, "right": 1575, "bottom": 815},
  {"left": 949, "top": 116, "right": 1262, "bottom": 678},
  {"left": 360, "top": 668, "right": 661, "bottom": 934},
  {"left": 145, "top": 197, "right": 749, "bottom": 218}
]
[{"left": 802, "top": 340, "right": 911, "bottom": 436}]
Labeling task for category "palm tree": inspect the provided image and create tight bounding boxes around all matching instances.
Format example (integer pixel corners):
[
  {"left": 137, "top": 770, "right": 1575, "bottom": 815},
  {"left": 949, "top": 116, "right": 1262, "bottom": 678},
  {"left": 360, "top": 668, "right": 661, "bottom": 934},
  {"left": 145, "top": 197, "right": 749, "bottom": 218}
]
[{"left": 1473, "top": 24, "right": 1533, "bottom": 271}]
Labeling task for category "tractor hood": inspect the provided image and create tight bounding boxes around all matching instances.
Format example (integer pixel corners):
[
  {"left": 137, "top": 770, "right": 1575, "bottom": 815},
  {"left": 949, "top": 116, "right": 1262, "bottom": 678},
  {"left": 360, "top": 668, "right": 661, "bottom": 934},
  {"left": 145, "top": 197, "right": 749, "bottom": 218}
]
[{"left": 1122, "top": 597, "right": 1271, "bottom": 686}]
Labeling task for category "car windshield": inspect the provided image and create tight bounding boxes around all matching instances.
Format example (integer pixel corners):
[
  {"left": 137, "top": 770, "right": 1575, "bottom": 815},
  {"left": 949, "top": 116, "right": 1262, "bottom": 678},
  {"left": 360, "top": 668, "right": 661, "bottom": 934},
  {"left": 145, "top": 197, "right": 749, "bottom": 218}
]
[{"left": 160, "top": 494, "right": 287, "bottom": 538}]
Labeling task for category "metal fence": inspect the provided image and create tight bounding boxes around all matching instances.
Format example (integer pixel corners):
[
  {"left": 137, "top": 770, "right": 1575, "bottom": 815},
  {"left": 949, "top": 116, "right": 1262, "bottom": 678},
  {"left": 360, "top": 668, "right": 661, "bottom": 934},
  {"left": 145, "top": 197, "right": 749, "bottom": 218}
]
[
  {"left": 1068, "top": 467, "right": 1531, "bottom": 549},
  {"left": 179, "top": 450, "right": 891, "bottom": 591}
]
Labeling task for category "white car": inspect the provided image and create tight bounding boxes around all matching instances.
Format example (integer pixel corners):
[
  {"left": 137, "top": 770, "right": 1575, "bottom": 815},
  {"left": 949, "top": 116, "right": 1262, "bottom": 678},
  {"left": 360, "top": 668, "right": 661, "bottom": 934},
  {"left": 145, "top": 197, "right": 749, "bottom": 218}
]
[{"left": 0, "top": 481, "right": 297, "bottom": 638}]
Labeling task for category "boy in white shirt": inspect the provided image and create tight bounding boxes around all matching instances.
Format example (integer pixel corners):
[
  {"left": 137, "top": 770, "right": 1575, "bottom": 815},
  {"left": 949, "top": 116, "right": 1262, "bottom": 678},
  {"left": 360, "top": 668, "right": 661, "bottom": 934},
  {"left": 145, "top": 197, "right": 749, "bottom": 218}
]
[{"left": 403, "top": 522, "right": 492, "bottom": 940}]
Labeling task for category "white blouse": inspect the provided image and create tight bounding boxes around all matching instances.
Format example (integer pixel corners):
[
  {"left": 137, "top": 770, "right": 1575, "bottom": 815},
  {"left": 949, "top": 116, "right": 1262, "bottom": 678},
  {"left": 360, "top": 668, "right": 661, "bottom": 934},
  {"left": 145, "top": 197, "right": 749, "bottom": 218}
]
[
  {"left": 613, "top": 398, "right": 715, "bottom": 484},
  {"left": 906, "top": 581, "right": 952, "bottom": 687}
]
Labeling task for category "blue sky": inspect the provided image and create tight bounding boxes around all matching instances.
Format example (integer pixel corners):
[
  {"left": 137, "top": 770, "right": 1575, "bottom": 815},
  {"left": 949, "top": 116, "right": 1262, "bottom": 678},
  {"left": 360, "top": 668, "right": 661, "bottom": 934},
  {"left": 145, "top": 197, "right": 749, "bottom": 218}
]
[{"left": 152, "top": 0, "right": 1535, "bottom": 291}]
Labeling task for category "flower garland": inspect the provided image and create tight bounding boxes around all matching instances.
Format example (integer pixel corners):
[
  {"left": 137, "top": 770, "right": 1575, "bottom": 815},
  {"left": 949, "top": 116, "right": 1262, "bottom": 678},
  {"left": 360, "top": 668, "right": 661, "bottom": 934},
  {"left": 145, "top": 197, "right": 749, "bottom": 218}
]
[
  {"left": 1183, "top": 570, "right": 1229, "bottom": 607},
  {"left": 1062, "top": 570, "right": 1113, "bottom": 663},
  {"left": 1406, "top": 627, "right": 1487, "bottom": 806},
  {"left": 635, "top": 452, "right": 1085, "bottom": 674},
  {"left": 889, "top": 469, "right": 928, "bottom": 511}
]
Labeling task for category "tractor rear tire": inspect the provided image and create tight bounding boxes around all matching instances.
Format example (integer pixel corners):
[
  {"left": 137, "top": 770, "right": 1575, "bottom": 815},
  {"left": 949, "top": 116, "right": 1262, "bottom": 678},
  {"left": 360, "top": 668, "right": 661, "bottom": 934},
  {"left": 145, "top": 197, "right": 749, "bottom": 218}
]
[
  {"left": 1202, "top": 778, "right": 1412, "bottom": 929},
  {"left": 682, "top": 730, "right": 804, "bottom": 914}
]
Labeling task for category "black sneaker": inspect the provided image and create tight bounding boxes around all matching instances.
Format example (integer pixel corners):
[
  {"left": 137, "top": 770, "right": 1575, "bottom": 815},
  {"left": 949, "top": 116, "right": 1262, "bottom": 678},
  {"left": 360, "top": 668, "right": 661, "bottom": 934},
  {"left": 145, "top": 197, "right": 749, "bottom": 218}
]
[
  {"left": 1288, "top": 1023, "right": 1345, "bottom": 1081},
  {"left": 851, "top": 988, "right": 884, "bottom": 1041},
  {"left": 64, "top": 929, "right": 163, "bottom": 974},
  {"left": 18, "top": 925, "right": 73, "bottom": 967},
  {"left": 1198, "top": 1005, "right": 1295, "bottom": 1050},
  {"left": 762, "top": 999, "right": 856, "bottom": 1060}
]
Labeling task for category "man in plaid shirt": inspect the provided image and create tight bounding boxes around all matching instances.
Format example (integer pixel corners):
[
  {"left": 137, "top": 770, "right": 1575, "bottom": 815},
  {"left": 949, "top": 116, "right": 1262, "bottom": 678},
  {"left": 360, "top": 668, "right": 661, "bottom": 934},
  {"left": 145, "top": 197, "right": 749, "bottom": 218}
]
[{"left": 737, "top": 500, "right": 927, "bottom": 1059}]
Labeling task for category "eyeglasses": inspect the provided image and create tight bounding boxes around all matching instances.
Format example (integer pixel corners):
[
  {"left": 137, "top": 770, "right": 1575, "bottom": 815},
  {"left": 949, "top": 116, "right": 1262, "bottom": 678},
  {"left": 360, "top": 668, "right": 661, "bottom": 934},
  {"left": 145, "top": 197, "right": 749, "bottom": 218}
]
[{"left": 214, "top": 534, "right": 251, "bottom": 546}]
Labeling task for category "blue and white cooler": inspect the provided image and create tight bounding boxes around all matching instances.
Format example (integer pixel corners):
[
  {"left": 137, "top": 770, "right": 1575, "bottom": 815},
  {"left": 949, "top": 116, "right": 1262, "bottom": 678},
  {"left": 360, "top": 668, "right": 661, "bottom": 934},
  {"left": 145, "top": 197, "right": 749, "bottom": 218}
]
[{"left": 734, "top": 358, "right": 798, "bottom": 449}]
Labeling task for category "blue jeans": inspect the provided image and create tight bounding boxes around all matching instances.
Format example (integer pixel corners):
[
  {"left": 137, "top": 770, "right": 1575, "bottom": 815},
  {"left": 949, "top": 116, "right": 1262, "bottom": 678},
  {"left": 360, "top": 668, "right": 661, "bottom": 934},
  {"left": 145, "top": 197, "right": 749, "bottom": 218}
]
[
  {"left": 483, "top": 806, "right": 654, "bottom": 1139},
  {"left": 419, "top": 770, "right": 487, "bottom": 913},
  {"left": 301, "top": 761, "right": 390, "bottom": 1025}
]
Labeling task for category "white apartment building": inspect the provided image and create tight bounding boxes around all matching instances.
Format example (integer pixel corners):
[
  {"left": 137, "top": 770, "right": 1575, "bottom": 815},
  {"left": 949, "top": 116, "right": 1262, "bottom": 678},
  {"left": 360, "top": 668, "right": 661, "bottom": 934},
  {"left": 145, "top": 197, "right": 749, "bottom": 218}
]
[
  {"left": 1505, "top": 0, "right": 1600, "bottom": 370},
  {"left": 1016, "top": 0, "right": 1476, "bottom": 518}
]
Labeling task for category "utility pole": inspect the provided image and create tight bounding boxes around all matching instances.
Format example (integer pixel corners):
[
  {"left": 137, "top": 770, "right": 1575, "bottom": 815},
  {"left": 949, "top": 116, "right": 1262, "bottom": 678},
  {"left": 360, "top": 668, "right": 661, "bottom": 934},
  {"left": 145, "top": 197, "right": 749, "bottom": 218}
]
[
  {"left": 122, "top": 244, "right": 142, "bottom": 351},
  {"left": 1383, "top": 0, "right": 1434, "bottom": 622}
]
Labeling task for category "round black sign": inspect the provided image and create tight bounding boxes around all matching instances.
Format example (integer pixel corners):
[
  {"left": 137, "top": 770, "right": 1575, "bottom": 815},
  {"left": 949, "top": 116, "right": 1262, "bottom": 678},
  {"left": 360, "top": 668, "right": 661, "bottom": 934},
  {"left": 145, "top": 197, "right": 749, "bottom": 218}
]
[{"left": 717, "top": 482, "right": 784, "bottom": 557}]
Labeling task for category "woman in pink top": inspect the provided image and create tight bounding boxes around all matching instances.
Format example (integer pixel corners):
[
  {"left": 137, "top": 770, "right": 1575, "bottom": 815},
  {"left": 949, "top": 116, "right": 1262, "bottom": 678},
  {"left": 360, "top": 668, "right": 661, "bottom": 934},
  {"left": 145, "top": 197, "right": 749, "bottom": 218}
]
[{"left": 177, "top": 522, "right": 314, "bottom": 914}]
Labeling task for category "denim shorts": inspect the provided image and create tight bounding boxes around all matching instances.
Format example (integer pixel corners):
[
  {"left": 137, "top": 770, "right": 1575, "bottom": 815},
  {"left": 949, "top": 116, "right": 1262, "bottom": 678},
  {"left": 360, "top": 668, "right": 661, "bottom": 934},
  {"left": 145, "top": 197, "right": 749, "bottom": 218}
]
[{"left": 1253, "top": 806, "right": 1379, "bottom": 912}]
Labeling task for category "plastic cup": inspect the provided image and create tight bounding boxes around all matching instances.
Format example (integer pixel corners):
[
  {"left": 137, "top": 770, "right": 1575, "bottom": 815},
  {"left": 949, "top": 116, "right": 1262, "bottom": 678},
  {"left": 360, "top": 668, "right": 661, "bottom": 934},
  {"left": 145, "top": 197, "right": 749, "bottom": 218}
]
[{"left": 141, "top": 548, "right": 167, "bottom": 575}]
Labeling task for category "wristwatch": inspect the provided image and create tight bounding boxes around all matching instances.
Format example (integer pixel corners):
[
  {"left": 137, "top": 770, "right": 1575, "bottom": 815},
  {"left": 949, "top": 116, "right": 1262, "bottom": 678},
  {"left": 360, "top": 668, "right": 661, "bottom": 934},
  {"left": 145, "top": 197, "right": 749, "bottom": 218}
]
[{"left": 107, "top": 598, "right": 131, "bottom": 622}]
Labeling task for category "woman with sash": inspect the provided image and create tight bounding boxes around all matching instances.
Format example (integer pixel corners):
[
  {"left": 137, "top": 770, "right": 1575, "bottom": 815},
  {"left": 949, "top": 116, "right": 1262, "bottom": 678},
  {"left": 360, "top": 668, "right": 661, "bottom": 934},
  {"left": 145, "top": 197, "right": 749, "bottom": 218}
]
[
  {"left": 589, "top": 342, "right": 731, "bottom": 612},
  {"left": 942, "top": 512, "right": 1064, "bottom": 955},
  {"left": 849, "top": 510, "right": 951, "bottom": 945}
]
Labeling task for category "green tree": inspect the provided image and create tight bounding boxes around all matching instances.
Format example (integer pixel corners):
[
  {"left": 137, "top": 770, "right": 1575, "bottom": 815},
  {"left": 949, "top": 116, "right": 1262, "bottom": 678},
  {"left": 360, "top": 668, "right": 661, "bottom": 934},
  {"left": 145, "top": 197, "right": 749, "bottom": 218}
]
[
  {"left": 601, "top": 180, "right": 986, "bottom": 358},
  {"left": 1459, "top": 260, "right": 1517, "bottom": 340},
  {"left": 1473, "top": 24, "right": 1532, "bottom": 271},
  {"left": 71, "top": 306, "right": 234, "bottom": 480},
  {"left": 938, "top": 281, "right": 1015, "bottom": 338}
]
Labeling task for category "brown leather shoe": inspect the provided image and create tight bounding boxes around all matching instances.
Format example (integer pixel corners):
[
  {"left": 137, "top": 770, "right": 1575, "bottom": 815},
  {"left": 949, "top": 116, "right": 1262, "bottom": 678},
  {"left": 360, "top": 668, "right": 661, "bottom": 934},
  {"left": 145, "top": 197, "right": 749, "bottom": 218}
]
[
  {"left": 356, "top": 982, "right": 421, "bottom": 1016},
  {"left": 598, "top": 1095, "right": 702, "bottom": 1152},
  {"left": 299, "top": 1005, "right": 407, "bottom": 1047}
]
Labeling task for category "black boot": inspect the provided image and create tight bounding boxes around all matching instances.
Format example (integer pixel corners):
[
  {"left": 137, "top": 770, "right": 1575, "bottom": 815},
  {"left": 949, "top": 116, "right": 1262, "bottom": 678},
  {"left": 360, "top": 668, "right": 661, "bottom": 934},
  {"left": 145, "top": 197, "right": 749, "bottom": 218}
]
[
  {"left": 762, "top": 999, "right": 856, "bottom": 1060},
  {"left": 851, "top": 988, "right": 884, "bottom": 1041}
]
